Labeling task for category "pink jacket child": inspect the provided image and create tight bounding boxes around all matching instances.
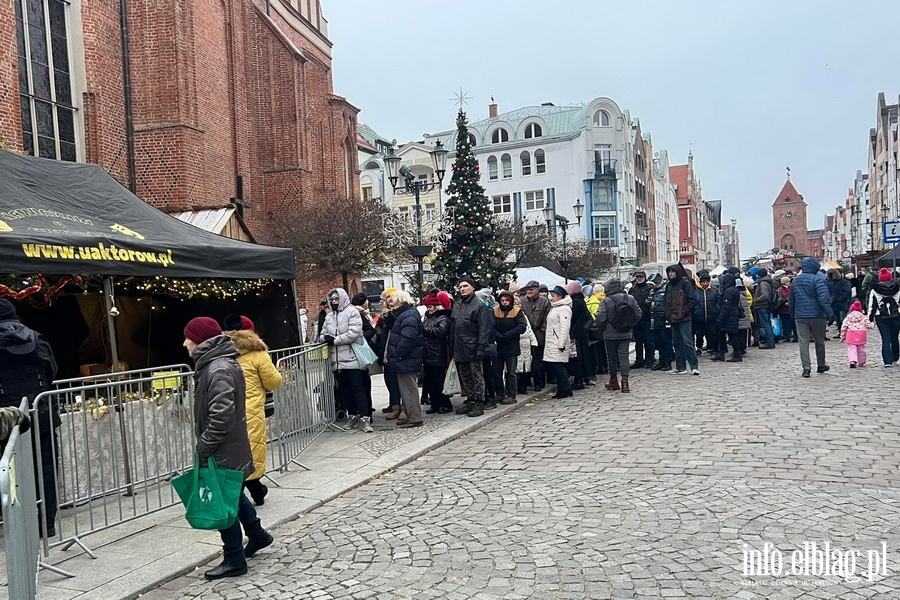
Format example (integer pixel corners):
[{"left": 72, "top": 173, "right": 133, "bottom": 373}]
[{"left": 840, "top": 300, "right": 874, "bottom": 367}]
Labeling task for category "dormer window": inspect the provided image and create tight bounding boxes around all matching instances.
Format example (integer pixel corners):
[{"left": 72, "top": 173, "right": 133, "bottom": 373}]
[
  {"left": 491, "top": 128, "right": 509, "bottom": 144},
  {"left": 593, "top": 109, "right": 611, "bottom": 127},
  {"left": 524, "top": 123, "right": 543, "bottom": 138}
]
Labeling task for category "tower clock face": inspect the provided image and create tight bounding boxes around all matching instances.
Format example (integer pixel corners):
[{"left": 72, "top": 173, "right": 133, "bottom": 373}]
[{"left": 780, "top": 211, "right": 795, "bottom": 220}]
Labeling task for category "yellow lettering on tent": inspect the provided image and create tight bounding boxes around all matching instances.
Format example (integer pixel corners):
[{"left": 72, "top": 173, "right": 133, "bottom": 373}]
[
  {"left": 110, "top": 223, "right": 145, "bottom": 240},
  {"left": 0, "top": 219, "right": 12, "bottom": 232}
]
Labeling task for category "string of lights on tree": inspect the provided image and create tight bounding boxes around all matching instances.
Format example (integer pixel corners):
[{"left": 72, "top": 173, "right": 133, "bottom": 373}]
[{"left": 431, "top": 110, "right": 513, "bottom": 292}]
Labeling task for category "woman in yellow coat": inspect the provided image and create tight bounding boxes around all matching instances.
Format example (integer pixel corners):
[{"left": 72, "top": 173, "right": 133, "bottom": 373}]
[{"left": 224, "top": 315, "right": 282, "bottom": 506}]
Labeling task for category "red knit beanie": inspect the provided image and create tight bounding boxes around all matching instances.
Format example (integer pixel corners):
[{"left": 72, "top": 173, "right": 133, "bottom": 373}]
[
  {"left": 850, "top": 300, "right": 862, "bottom": 312},
  {"left": 879, "top": 268, "right": 892, "bottom": 282},
  {"left": 436, "top": 291, "right": 452, "bottom": 310},
  {"left": 240, "top": 316, "right": 255, "bottom": 331},
  {"left": 184, "top": 317, "right": 222, "bottom": 344},
  {"left": 422, "top": 293, "right": 442, "bottom": 306}
]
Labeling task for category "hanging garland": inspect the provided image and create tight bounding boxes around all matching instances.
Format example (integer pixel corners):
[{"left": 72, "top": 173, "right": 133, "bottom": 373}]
[
  {"left": 117, "top": 276, "right": 274, "bottom": 300},
  {"left": 0, "top": 275, "right": 84, "bottom": 302}
]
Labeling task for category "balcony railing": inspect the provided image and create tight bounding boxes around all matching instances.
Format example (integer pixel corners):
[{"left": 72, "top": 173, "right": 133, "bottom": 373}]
[{"left": 594, "top": 157, "right": 617, "bottom": 179}]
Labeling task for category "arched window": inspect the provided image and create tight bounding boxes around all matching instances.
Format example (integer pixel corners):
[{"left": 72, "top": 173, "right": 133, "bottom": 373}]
[
  {"left": 593, "top": 216, "right": 616, "bottom": 245},
  {"left": 524, "top": 122, "right": 543, "bottom": 139},
  {"left": 593, "top": 109, "right": 611, "bottom": 127},
  {"left": 501, "top": 153, "right": 512, "bottom": 179},
  {"left": 491, "top": 128, "right": 509, "bottom": 144},
  {"left": 520, "top": 151, "right": 531, "bottom": 176},
  {"left": 487, "top": 156, "right": 498, "bottom": 181},
  {"left": 344, "top": 139, "right": 353, "bottom": 197},
  {"left": 534, "top": 149, "right": 546, "bottom": 174},
  {"left": 467, "top": 133, "right": 477, "bottom": 147}
]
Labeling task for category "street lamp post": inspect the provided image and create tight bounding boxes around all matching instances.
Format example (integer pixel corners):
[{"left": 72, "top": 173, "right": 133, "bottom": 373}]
[
  {"left": 543, "top": 200, "right": 583, "bottom": 284},
  {"left": 384, "top": 141, "right": 449, "bottom": 297}
]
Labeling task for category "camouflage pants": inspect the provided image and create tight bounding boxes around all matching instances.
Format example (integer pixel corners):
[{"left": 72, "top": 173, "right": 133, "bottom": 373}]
[{"left": 456, "top": 360, "right": 485, "bottom": 404}]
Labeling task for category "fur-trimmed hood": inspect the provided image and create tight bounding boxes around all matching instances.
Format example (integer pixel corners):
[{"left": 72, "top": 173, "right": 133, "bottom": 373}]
[{"left": 225, "top": 329, "right": 269, "bottom": 354}]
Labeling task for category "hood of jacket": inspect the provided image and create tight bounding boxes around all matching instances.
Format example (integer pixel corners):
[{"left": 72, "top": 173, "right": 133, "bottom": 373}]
[
  {"left": 226, "top": 329, "right": 269, "bottom": 354},
  {"left": 720, "top": 273, "right": 736, "bottom": 289},
  {"left": 192, "top": 334, "right": 239, "bottom": 370},
  {"left": 551, "top": 295, "right": 573, "bottom": 308},
  {"left": 827, "top": 268, "right": 842, "bottom": 280},
  {"left": 605, "top": 278, "right": 625, "bottom": 295},
  {"left": 0, "top": 320, "right": 37, "bottom": 355},
  {"left": 666, "top": 263, "right": 688, "bottom": 281},
  {"left": 873, "top": 281, "right": 900, "bottom": 296},
  {"left": 326, "top": 288, "right": 351, "bottom": 312},
  {"left": 801, "top": 257, "right": 821, "bottom": 274},
  {"left": 425, "top": 308, "right": 452, "bottom": 320}
]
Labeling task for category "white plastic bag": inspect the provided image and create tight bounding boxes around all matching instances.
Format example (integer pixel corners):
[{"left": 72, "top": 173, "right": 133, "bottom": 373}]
[{"left": 442, "top": 360, "right": 462, "bottom": 396}]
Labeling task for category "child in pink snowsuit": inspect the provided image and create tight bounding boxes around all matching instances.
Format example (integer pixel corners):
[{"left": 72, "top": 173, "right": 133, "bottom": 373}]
[{"left": 840, "top": 300, "right": 874, "bottom": 367}]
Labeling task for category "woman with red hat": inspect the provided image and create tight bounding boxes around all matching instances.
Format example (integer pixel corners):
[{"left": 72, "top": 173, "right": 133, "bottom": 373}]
[{"left": 422, "top": 291, "right": 454, "bottom": 413}]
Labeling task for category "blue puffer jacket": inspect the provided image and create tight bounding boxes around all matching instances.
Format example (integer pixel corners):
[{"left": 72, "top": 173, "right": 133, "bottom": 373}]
[
  {"left": 790, "top": 257, "right": 835, "bottom": 320},
  {"left": 694, "top": 284, "right": 720, "bottom": 322},
  {"left": 386, "top": 303, "right": 425, "bottom": 373}
]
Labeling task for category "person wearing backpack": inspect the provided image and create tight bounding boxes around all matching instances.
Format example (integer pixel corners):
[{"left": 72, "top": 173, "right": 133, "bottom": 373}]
[
  {"left": 867, "top": 267, "right": 900, "bottom": 367},
  {"left": 753, "top": 268, "right": 777, "bottom": 349},
  {"left": 0, "top": 299, "right": 59, "bottom": 537},
  {"left": 790, "top": 257, "right": 834, "bottom": 377},
  {"left": 595, "top": 278, "right": 643, "bottom": 392}
]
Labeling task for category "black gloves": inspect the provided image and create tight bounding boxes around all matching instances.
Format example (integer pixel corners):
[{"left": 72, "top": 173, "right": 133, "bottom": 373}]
[
  {"left": 323, "top": 335, "right": 336, "bottom": 344},
  {"left": 559, "top": 347, "right": 566, "bottom": 353}
]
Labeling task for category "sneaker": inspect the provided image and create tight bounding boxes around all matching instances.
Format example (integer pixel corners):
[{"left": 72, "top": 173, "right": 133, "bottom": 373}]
[
  {"left": 381, "top": 406, "right": 394, "bottom": 414},
  {"left": 483, "top": 399, "right": 498, "bottom": 410},
  {"left": 816, "top": 365, "right": 830, "bottom": 373},
  {"left": 850, "top": 362, "right": 857, "bottom": 369},
  {"left": 886, "top": 364, "right": 893, "bottom": 368},
  {"left": 669, "top": 369, "right": 687, "bottom": 375},
  {"left": 691, "top": 369, "right": 700, "bottom": 376},
  {"left": 650, "top": 363, "right": 663, "bottom": 371},
  {"left": 455, "top": 402, "right": 474, "bottom": 415},
  {"left": 345, "top": 415, "right": 359, "bottom": 429},
  {"left": 360, "top": 416, "right": 373, "bottom": 433},
  {"left": 802, "top": 369, "right": 811, "bottom": 378}
]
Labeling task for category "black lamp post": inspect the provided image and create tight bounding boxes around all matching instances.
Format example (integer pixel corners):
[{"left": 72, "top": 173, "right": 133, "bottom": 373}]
[
  {"left": 543, "top": 200, "right": 584, "bottom": 284},
  {"left": 384, "top": 141, "right": 448, "bottom": 296}
]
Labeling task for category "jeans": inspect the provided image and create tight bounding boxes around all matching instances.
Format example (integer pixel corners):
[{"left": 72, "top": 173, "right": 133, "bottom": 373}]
[
  {"left": 492, "top": 355, "right": 518, "bottom": 398},
  {"left": 456, "top": 360, "right": 485, "bottom": 403},
  {"left": 876, "top": 319, "right": 900, "bottom": 365},
  {"left": 757, "top": 308, "right": 774, "bottom": 346},
  {"left": 652, "top": 328, "right": 673, "bottom": 367},
  {"left": 423, "top": 365, "right": 452, "bottom": 410},
  {"left": 396, "top": 372, "right": 423, "bottom": 423},
  {"left": 219, "top": 491, "right": 264, "bottom": 564},
  {"left": 605, "top": 339, "right": 631, "bottom": 379},
  {"left": 671, "top": 321, "right": 698, "bottom": 371},
  {"left": 796, "top": 317, "right": 827, "bottom": 371},
  {"left": 529, "top": 345, "right": 546, "bottom": 387},
  {"left": 780, "top": 314, "right": 795, "bottom": 340},
  {"left": 384, "top": 368, "right": 401, "bottom": 408},
  {"left": 336, "top": 369, "right": 372, "bottom": 417},
  {"left": 633, "top": 319, "right": 654, "bottom": 364},
  {"left": 544, "top": 362, "right": 570, "bottom": 393}
]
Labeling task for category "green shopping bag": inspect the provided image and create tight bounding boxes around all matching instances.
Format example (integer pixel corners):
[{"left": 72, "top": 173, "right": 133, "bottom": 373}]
[{"left": 171, "top": 454, "right": 245, "bottom": 530}]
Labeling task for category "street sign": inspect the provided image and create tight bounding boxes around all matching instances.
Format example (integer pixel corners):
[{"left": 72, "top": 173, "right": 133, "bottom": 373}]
[
  {"left": 423, "top": 273, "right": 438, "bottom": 283},
  {"left": 884, "top": 221, "right": 900, "bottom": 244},
  {"left": 391, "top": 263, "right": 433, "bottom": 273},
  {"left": 841, "top": 249, "right": 852, "bottom": 259}
]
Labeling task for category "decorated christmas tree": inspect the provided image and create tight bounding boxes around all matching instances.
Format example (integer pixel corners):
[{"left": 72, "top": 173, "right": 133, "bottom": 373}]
[{"left": 432, "top": 111, "right": 513, "bottom": 292}]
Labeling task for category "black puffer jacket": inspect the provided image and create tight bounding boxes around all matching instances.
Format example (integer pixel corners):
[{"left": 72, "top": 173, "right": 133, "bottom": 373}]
[
  {"left": 664, "top": 263, "right": 697, "bottom": 323},
  {"left": 650, "top": 282, "right": 669, "bottom": 329},
  {"left": 716, "top": 274, "right": 743, "bottom": 334},
  {"left": 629, "top": 282, "right": 654, "bottom": 322},
  {"left": 450, "top": 294, "right": 493, "bottom": 362},
  {"left": 423, "top": 309, "right": 451, "bottom": 366},
  {"left": 493, "top": 305, "right": 527, "bottom": 357},
  {"left": 386, "top": 303, "right": 425, "bottom": 373},
  {"left": 374, "top": 310, "right": 396, "bottom": 367},
  {"left": 192, "top": 335, "right": 254, "bottom": 479}
]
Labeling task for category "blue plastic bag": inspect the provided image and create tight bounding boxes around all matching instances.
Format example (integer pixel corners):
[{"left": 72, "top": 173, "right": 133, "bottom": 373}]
[{"left": 771, "top": 315, "right": 782, "bottom": 337}]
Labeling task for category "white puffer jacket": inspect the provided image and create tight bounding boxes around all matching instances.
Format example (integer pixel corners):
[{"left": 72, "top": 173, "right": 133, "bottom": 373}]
[
  {"left": 543, "top": 295, "right": 573, "bottom": 363},
  {"left": 319, "top": 288, "right": 363, "bottom": 371},
  {"left": 516, "top": 313, "right": 539, "bottom": 373}
]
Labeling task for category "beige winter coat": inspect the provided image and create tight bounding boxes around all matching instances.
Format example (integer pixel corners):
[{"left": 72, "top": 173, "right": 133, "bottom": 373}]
[{"left": 543, "top": 295, "right": 573, "bottom": 363}]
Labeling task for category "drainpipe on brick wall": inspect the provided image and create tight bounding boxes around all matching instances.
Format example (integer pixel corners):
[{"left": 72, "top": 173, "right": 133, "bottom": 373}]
[{"left": 119, "top": 0, "right": 137, "bottom": 193}]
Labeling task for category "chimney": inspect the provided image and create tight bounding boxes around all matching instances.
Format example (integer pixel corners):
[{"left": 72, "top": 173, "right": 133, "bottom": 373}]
[{"left": 489, "top": 102, "right": 498, "bottom": 118}]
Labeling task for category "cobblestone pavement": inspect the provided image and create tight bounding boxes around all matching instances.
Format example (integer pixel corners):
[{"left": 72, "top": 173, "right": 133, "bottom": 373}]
[{"left": 164, "top": 337, "right": 900, "bottom": 599}]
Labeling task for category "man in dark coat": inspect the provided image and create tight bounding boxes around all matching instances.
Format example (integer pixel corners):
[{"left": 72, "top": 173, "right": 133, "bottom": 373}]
[
  {"left": 790, "top": 257, "right": 834, "bottom": 377},
  {"left": 184, "top": 317, "right": 274, "bottom": 580},
  {"left": 693, "top": 270, "right": 720, "bottom": 355},
  {"left": 752, "top": 268, "right": 777, "bottom": 349},
  {"left": 519, "top": 280, "right": 551, "bottom": 391},
  {"left": 0, "top": 299, "right": 59, "bottom": 536},
  {"left": 713, "top": 274, "right": 743, "bottom": 362},
  {"left": 664, "top": 263, "right": 699, "bottom": 375},
  {"left": 629, "top": 271, "right": 655, "bottom": 368},
  {"left": 492, "top": 290, "right": 527, "bottom": 404},
  {"left": 450, "top": 277, "right": 494, "bottom": 417},
  {"left": 826, "top": 269, "right": 852, "bottom": 333}
]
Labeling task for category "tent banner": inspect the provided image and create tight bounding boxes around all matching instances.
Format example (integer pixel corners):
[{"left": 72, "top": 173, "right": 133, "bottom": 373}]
[{"left": 0, "top": 151, "right": 295, "bottom": 279}]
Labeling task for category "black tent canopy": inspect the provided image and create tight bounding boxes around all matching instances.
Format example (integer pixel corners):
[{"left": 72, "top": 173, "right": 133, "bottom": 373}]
[
  {"left": 0, "top": 150, "right": 294, "bottom": 279},
  {"left": 877, "top": 246, "right": 900, "bottom": 269}
]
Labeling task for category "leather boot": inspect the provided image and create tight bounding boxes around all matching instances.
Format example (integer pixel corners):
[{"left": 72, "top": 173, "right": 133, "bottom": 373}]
[
  {"left": 604, "top": 376, "right": 620, "bottom": 390},
  {"left": 204, "top": 559, "right": 248, "bottom": 580},
  {"left": 385, "top": 405, "right": 402, "bottom": 420},
  {"left": 620, "top": 379, "right": 630, "bottom": 393}
]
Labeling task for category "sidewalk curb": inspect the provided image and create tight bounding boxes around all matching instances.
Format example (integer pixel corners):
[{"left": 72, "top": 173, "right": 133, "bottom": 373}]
[{"left": 128, "top": 389, "right": 546, "bottom": 599}]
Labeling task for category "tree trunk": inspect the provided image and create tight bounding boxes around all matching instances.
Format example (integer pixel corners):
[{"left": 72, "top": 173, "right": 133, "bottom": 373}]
[{"left": 342, "top": 272, "right": 349, "bottom": 292}]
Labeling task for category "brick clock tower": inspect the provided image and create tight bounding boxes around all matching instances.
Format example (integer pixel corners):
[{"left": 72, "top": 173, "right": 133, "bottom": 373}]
[{"left": 772, "top": 178, "right": 808, "bottom": 271}]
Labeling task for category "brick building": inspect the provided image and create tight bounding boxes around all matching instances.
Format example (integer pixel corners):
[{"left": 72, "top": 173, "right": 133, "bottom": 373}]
[
  {"left": 2, "top": 0, "right": 359, "bottom": 305},
  {"left": 771, "top": 178, "right": 809, "bottom": 270}
]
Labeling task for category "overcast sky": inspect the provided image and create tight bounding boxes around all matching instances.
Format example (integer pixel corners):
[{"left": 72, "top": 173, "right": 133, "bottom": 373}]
[{"left": 326, "top": 0, "right": 898, "bottom": 259}]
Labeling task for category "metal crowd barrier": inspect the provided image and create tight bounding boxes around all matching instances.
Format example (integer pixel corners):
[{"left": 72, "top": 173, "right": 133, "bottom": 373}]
[
  {"left": 2, "top": 398, "right": 73, "bottom": 599},
  {"left": 266, "top": 344, "right": 336, "bottom": 473},
  {"left": 32, "top": 370, "right": 195, "bottom": 558}
]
